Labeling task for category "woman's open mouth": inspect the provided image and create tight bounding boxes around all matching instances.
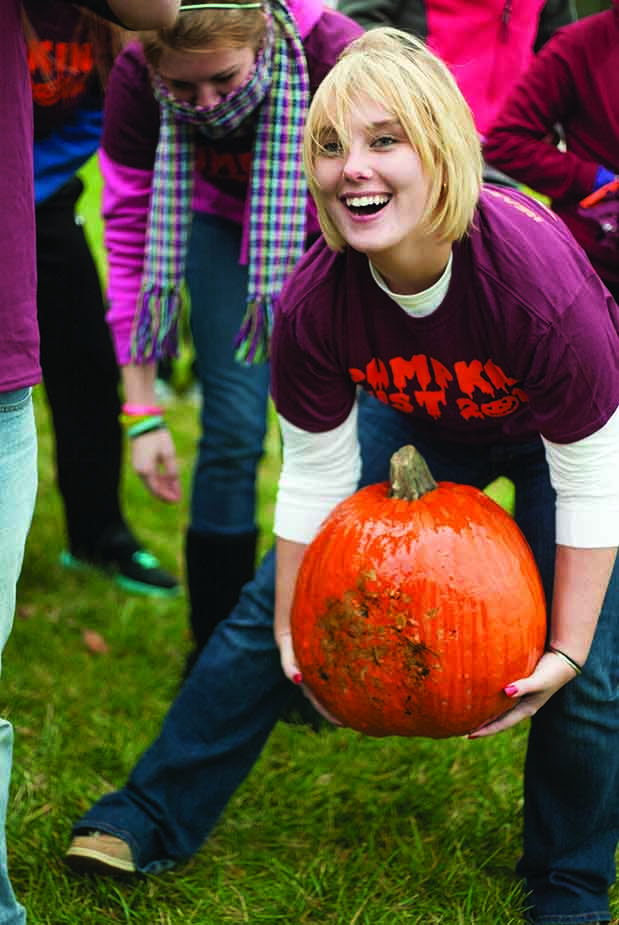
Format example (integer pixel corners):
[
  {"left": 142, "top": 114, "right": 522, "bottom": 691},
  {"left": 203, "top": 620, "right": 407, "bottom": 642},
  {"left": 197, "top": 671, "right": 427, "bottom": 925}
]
[{"left": 342, "top": 194, "right": 391, "bottom": 216}]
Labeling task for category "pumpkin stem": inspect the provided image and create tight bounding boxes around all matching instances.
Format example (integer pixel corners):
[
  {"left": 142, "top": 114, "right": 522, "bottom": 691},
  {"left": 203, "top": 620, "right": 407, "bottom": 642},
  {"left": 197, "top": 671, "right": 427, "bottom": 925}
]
[{"left": 389, "top": 445, "right": 437, "bottom": 501}]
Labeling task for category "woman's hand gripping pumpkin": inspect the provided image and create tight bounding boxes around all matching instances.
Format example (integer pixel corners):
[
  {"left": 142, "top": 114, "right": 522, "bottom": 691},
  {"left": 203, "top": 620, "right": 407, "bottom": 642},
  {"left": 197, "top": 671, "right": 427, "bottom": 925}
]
[{"left": 275, "top": 537, "right": 342, "bottom": 725}]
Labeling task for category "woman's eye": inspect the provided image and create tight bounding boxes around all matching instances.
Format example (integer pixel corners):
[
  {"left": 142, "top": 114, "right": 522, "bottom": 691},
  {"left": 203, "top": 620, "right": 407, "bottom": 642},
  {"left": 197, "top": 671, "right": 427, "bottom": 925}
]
[
  {"left": 371, "top": 135, "right": 397, "bottom": 148},
  {"left": 170, "top": 80, "right": 193, "bottom": 92},
  {"left": 321, "top": 138, "right": 343, "bottom": 156}
]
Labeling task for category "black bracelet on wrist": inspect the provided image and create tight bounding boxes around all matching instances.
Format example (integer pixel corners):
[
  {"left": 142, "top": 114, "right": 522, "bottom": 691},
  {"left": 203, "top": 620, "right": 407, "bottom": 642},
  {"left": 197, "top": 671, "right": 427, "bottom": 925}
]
[{"left": 547, "top": 645, "right": 583, "bottom": 675}]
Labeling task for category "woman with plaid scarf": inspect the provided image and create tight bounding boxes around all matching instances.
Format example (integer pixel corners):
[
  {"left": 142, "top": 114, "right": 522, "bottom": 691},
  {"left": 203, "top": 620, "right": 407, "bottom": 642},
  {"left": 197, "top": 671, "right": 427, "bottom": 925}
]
[{"left": 100, "top": 0, "right": 362, "bottom": 671}]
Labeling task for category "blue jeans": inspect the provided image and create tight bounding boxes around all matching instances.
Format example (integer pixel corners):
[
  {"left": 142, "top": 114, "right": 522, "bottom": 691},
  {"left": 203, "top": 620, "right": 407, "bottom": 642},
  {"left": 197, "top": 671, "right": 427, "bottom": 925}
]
[
  {"left": 0, "top": 388, "right": 37, "bottom": 925},
  {"left": 186, "top": 213, "right": 270, "bottom": 536},
  {"left": 74, "top": 394, "right": 619, "bottom": 923}
]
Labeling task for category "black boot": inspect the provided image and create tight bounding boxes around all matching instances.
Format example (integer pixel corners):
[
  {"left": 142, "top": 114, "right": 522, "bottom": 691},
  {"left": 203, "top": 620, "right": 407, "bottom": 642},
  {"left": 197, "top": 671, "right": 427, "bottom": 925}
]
[{"left": 183, "top": 527, "right": 258, "bottom": 676}]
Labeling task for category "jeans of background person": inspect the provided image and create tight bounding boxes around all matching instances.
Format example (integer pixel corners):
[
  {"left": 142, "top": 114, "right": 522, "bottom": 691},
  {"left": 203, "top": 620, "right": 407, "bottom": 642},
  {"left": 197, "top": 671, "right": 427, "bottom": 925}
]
[
  {"left": 73, "top": 392, "right": 619, "bottom": 922},
  {"left": 0, "top": 388, "right": 37, "bottom": 925},
  {"left": 186, "top": 212, "right": 270, "bottom": 537},
  {"left": 35, "top": 178, "right": 129, "bottom": 558}
]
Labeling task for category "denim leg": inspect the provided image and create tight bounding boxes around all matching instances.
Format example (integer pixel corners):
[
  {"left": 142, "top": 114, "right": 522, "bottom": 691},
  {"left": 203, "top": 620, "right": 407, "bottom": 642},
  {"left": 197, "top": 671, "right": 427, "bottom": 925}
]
[
  {"left": 73, "top": 548, "right": 300, "bottom": 871},
  {"left": 517, "top": 566, "right": 619, "bottom": 924},
  {"left": 0, "top": 388, "right": 37, "bottom": 925},
  {"left": 186, "top": 213, "right": 270, "bottom": 536},
  {"left": 490, "top": 441, "right": 618, "bottom": 923},
  {"left": 502, "top": 439, "right": 556, "bottom": 610}
]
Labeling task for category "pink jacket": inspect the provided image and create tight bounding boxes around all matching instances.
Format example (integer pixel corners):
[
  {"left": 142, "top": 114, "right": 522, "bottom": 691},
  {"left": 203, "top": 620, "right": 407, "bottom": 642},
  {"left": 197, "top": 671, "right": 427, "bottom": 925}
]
[{"left": 425, "top": 0, "right": 547, "bottom": 139}]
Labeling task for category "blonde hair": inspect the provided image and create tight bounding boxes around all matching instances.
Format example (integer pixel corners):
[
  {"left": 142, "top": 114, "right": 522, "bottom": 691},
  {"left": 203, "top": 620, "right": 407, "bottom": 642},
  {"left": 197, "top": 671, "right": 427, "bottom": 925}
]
[
  {"left": 304, "top": 28, "right": 482, "bottom": 251},
  {"left": 140, "top": 0, "right": 267, "bottom": 69}
]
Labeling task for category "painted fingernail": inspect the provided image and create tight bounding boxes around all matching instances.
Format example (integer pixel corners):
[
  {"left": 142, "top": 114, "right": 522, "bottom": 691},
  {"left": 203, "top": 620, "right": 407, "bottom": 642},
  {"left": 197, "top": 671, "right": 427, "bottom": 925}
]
[
  {"left": 504, "top": 684, "right": 518, "bottom": 697},
  {"left": 292, "top": 673, "right": 303, "bottom": 685}
]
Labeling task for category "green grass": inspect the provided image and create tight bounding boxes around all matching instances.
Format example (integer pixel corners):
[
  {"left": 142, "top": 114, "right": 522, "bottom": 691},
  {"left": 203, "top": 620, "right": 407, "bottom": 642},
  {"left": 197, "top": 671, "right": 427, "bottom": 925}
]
[{"left": 2, "top": 159, "right": 613, "bottom": 924}]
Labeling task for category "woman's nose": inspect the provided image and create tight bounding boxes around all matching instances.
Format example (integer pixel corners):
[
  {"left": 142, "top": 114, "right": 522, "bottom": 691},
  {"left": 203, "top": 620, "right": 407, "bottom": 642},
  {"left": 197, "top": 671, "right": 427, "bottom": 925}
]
[
  {"left": 342, "top": 147, "right": 372, "bottom": 180},
  {"left": 196, "top": 82, "right": 221, "bottom": 108}
]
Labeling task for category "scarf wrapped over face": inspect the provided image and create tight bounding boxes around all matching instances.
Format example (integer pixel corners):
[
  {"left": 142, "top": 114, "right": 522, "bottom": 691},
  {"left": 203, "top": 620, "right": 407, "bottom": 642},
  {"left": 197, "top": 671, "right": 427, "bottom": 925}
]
[{"left": 132, "top": 0, "right": 310, "bottom": 365}]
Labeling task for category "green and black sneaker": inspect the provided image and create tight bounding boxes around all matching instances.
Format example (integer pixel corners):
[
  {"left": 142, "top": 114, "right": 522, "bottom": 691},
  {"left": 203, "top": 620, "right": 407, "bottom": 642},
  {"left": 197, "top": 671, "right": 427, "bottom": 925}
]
[{"left": 60, "top": 526, "right": 180, "bottom": 599}]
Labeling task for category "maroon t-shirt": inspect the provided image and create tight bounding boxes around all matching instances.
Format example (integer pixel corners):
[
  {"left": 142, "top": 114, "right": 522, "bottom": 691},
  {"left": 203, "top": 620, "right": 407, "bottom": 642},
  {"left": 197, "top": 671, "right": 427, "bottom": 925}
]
[
  {"left": 272, "top": 187, "right": 619, "bottom": 446},
  {"left": 0, "top": 0, "right": 119, "bottom": 392},
  {"left": 1, "top": 0, "right": 39, "bottom": 391}
]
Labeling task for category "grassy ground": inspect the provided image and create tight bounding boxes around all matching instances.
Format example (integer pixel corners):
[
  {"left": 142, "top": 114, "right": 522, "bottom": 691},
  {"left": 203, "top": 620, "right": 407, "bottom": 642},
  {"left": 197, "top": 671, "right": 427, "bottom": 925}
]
[{"left": 2, "top": 160, "right": 614, "bottom": 924}]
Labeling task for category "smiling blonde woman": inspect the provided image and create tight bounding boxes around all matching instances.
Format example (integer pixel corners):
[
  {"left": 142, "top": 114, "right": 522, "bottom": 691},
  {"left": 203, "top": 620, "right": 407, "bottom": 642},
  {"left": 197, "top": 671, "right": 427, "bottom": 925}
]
[{"left": 67, "top": 31, "right": 619, "bottom": 925}]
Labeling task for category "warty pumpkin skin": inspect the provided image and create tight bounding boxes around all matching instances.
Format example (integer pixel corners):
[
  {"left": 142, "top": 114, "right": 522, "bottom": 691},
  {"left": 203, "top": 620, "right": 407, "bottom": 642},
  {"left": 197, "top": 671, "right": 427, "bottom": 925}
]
[{"left": 290, "top": 447, "right": 547, "bottom": 738}]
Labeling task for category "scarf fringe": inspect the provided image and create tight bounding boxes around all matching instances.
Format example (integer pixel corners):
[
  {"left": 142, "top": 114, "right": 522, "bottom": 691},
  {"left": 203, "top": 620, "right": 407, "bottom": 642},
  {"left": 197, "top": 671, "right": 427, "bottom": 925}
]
[
  {"left": 131, "top": 286, "right": 182, "bottom": 362},
  {"left": 234, "top": 299, "right": 272, "bottom": 366}
]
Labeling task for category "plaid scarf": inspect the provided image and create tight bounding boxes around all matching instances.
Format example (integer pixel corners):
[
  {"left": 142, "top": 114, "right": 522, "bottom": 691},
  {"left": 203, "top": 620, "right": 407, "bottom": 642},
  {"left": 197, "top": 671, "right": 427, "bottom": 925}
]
[{"left": 132, "top": 1, "right": 310, "bottom": 365}]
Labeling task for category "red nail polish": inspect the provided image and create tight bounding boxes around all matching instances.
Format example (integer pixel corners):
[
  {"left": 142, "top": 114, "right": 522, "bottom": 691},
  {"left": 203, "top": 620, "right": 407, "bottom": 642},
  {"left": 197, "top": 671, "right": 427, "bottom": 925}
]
[
  {"left": 504, "top": 684, "right": 518, "bottom": 697},
  {"left": 292, "top": 673, "right": 303, "bottom": 685}
]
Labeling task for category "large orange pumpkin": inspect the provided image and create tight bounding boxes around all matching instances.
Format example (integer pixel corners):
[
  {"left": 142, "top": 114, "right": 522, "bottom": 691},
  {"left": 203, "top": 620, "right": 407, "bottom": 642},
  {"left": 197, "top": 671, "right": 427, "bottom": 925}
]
[{"left": 290, "top": 446, "right": 547, "bottom": 738}]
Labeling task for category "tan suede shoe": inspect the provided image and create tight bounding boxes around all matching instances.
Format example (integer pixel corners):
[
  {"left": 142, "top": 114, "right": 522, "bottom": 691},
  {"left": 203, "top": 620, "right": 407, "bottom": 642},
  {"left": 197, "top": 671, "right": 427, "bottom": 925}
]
[{"left": 65, "top": 831, "right": 136, "bottom": 876}]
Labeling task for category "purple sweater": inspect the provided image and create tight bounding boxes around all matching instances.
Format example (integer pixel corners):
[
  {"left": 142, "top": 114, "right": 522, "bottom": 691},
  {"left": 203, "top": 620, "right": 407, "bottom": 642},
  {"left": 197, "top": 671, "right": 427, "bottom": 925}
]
[
  {"left": 483, "top": 1, "right": 619, "bottom": 285},
  {"left": 101, "top": 1, "right": 362, "bottom": 365}
]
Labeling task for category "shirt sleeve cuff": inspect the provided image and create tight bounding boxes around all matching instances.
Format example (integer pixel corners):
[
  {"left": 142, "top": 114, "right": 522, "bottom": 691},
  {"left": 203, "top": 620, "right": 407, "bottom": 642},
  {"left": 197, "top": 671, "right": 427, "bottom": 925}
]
[{"left": 556, "top": 504, "right": 619, "bottom": 548}]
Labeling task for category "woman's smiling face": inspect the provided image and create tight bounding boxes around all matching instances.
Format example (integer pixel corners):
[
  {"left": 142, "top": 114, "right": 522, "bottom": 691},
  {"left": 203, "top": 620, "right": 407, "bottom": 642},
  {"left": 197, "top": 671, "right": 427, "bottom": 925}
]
[{"left": 313, "top": 96, "right": 432, "bottom": 261}]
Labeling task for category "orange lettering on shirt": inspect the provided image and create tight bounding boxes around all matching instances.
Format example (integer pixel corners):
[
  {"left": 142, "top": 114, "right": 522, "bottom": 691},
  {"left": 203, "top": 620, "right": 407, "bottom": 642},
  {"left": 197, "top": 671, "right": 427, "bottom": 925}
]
[
  {"left": 389, "top": 392, "right": 414, "bottom": 413},
  {"left": 349, "top": 354, "right": 526, "bottom": 425},
  {"left": 366, "top": 359, "right": 390, "bottom": 393},
  {"left": 484, "top": 187, "right": 545, "bottom": 223},
  {"left": 28, "top": 40, "right": 54, "bottom": 78},
  {"left": 415, "top": 390, "right": 447, "bottom": 419},
  {"left": 457, "top": 398, "right": 485, "bottom": 420},
  {"left": 484, "top": 359, "right": 517, "bottom": 391},
  {"left": 454, "top": 359, "right": 496, "bottom": 398},
  {"left": 390, "top": 355, "right": 431, "bottom": 391},
  {"left": 28, "top": 39, "right": 94, "bottom": 107},
  {"left": 431, "top": 358, "right": 454, "bottom": 392}
]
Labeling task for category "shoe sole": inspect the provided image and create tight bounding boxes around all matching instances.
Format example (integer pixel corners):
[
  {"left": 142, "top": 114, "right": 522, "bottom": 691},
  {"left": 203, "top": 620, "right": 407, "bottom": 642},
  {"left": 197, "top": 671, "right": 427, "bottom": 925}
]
[
  {"left": 60, "top": 552, "right": 180, "bottom": 599},
  {"left": 65, "top": 846, "right": 137, "bottom": 877},
  {"left": 115, "top": 575, "right": 181, "bottom": 598}
]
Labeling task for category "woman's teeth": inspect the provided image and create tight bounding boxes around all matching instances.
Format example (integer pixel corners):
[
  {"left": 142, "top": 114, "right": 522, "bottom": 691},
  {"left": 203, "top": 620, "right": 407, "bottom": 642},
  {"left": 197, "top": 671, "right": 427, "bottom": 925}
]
[{"left": 344, "top": 194, "right": 390, "bottom": 214}]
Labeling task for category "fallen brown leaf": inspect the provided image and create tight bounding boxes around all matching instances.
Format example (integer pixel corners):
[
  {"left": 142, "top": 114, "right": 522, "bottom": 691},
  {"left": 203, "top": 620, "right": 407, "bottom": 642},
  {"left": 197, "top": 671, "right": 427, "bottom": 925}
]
[{"left": 81, "top": 629, "right": 109, "bottom": 655}]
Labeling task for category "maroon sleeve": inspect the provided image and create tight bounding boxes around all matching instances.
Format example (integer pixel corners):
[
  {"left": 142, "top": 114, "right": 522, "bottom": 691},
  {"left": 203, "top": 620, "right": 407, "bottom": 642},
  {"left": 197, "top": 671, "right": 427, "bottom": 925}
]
[
  {"left": 483, "top": 25, "right": 598, "bottom": 202},
  {"left": 303, "top": 9, "right": 363, "bottom": 95},
  {"left": 101, "top": 42, "right": 160, "bottom": 170}
]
